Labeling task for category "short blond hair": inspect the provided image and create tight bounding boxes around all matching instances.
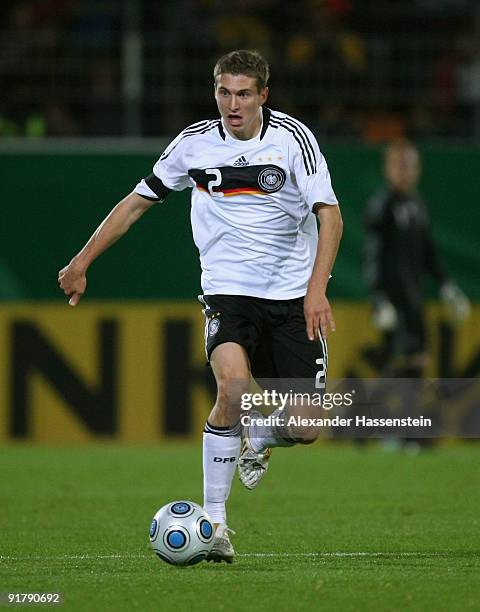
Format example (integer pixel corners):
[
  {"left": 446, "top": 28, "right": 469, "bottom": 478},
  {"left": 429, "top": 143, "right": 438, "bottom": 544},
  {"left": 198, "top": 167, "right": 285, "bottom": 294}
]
[{"left": 214, "top": 50, "right": 270, "bottom": 92}]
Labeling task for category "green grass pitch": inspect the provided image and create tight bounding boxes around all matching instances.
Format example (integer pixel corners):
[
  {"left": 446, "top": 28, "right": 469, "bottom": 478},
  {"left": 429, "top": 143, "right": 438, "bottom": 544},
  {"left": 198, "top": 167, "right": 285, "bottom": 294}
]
[{"left": 1, "top": 443, "right": 479, "bottom": 611}]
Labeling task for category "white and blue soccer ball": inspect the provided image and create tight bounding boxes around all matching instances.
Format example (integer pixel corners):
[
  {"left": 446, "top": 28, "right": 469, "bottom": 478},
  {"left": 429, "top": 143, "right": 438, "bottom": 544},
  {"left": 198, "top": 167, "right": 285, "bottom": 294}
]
[{"left": 149, "top": 500, "right": 215, "bottom": 566}]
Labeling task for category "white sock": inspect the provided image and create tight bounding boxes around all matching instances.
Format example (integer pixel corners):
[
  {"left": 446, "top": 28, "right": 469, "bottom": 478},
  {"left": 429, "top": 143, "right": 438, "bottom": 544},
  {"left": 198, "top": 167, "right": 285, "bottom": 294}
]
[
  {"left": 203, "top": 426, "right": 241, "bottom": 525},
  {"left": 249, "top": 407, "right": 296, "bottom": 453}
]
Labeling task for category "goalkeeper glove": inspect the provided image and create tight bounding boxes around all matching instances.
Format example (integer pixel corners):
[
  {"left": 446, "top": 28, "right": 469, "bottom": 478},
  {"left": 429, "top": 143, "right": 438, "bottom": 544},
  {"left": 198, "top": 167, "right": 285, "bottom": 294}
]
[
  {"left": 440, "top": 282, "right": 471, "bottom": 323},
  {"left": 372, "top": 296, "right": 398, "bottom": 331}
]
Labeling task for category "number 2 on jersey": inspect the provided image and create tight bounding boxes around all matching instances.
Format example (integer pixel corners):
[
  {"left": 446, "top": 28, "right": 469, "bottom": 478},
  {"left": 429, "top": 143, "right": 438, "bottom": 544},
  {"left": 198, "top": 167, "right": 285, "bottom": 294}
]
[{"left": 205, "top": 168, "right": 224, "bottom": 197}]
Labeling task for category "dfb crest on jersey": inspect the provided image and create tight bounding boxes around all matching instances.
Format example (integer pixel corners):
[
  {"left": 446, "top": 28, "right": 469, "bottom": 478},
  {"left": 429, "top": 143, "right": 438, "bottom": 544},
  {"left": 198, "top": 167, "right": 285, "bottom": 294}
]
[{"left": 258, "top": 166, "right": 286, "bottom": 193}]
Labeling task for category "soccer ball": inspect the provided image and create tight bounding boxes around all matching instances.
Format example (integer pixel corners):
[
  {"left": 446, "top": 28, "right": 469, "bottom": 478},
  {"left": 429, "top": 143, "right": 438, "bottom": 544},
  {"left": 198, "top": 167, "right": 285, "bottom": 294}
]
[{"left": 149, "top": 500, "right": 215, "bottom": 566}]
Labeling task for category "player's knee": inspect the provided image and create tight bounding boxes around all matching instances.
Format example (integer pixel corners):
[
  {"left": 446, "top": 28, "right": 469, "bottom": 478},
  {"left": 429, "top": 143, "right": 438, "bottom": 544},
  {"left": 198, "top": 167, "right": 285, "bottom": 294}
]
[
  {"left": 211, "top": 346, "right": 249, "bottom": 395},
  {"left": 294, "top": 420, "right": 320, "bottom": 444},
  {"left": 288, "top": 404, "right": 321, "bottom": 444},
  {"left": 297, "top": 430, "right": 319, "bottom": 445},
  {"left": 216, "top": 361, "right": 247, "bottom": 382}
]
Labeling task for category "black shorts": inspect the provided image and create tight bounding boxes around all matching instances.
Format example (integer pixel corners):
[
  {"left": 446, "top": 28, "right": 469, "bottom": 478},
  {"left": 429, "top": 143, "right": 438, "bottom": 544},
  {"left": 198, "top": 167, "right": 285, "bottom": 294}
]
[{"left": 199, "top": 294, "right": 327, "bottom": 382}]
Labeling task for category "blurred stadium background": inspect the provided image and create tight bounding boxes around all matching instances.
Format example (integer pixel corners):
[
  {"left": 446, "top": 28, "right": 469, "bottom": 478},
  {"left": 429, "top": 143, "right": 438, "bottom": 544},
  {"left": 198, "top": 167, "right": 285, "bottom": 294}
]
[{"left": 0, "top": 0, "right": 479, "bottom": 443}]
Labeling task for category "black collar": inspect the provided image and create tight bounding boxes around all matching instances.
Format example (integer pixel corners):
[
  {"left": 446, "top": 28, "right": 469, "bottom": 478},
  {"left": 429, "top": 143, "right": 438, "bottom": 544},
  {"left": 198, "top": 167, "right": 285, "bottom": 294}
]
[
  {"left": 217, "top": 121, "right": 226, "bottom": 140},
  {"left": 260, "top": 106, "right": 271, "bottom": 140},
  {"left": 217, "top": 106, "right": 271, "bottom": 141}
]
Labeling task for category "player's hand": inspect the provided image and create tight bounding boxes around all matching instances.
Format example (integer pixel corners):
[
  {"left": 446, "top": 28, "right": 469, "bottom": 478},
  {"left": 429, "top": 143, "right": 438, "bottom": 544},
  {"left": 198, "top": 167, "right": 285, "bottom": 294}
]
[
  {"left": 304, "top": 290, "right": 336, "bottom": 341},
  {"left": 58, "top": 260, "right": 87, "bottom": 306}
]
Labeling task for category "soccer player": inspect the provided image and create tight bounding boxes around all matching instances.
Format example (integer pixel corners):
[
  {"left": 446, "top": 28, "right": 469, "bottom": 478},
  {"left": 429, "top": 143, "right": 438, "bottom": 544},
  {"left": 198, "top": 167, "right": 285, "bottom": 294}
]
[
  {"left": 58, "top": 50, "right": 343, "bottom": 563},
  {"left": 364, "top": 138, "right": 470, "bottom": 376}
]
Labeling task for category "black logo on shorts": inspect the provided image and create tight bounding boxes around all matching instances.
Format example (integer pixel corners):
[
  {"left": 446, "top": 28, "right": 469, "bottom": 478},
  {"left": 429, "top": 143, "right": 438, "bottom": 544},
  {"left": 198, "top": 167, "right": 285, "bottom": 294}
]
[{"left": 258, "top": 166, "right": 286, "bottom": 193}]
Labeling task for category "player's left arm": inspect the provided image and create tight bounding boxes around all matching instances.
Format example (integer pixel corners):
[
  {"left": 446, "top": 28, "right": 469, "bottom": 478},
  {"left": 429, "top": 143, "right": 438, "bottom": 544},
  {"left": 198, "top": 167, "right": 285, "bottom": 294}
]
[
  {"left": 422, "top": 208, "right": 470, "bottom": 322},
  {"left": 304, "top": 204, "right": 343, "bottom": 341},
  {"left": 287, "top": 119, "right": 342, "bottom": 339}
]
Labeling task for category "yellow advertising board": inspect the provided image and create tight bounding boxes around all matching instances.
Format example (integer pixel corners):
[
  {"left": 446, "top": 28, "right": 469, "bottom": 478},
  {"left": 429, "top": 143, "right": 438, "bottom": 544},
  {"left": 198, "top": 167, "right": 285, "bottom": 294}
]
[{"left": 0, "top": 302, "right": 478, "bottom": 442}]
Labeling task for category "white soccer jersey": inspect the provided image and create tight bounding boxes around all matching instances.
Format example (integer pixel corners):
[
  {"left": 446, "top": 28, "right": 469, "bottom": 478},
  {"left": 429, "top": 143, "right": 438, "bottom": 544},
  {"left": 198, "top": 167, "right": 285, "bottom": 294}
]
[{"left": 134, "top": 107, "right": 338, "bottom": 299}]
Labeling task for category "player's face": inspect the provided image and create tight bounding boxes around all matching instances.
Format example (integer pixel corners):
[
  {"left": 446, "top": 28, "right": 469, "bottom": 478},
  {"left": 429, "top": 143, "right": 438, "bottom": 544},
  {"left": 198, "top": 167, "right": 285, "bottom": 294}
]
[
  {"left": 385, "top": 148, "right": 421, "bottom": 193},
  {"left": 215, "top": 73, "right": 268, "bottom": 140}
]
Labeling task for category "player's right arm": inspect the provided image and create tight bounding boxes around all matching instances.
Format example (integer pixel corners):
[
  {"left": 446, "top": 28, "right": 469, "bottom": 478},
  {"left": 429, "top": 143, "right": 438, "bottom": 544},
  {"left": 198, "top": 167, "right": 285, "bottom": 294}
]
[
  {"left": 59, "top": 124, "right": 194, "bottom": 306},
  {"left": 58, "top": 192, "right": 156, "bottom": 306}
]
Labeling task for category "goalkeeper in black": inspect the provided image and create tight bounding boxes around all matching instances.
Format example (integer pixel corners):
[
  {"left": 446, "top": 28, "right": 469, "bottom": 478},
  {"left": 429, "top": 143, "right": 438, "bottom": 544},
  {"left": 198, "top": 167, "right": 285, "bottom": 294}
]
[{"left": 364, "top": 138, "right": 470, "bottom": 376}]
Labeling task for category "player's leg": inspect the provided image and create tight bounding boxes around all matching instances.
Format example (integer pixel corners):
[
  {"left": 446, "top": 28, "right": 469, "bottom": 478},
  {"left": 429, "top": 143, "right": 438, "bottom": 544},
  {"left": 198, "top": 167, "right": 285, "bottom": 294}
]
[
  {"left": 199, "top": 294, "right": 262, "bottom": 561},
  {"left": 398, "top": 302, "right": 428, "bottom": 377},
  {"left": 240, "top": 297, "right": 327, "bottom": 478},
  {"left": 245, "top": 348, "right": 327, "bottom": 453},
  {"left": 239, "top": 298, "right": 325, "bottom": 489},
  {"left": 236, "top": 334, "right": 279, "bottom": 489},
  {"left": 393, "top": 302, "right": 432, "bottom": 450},
  {"left": 204, "top": 342, "right": 249, "bottom": 521},
  {"left": 203, "top": 342, "right": 250, "bottom": 562}
]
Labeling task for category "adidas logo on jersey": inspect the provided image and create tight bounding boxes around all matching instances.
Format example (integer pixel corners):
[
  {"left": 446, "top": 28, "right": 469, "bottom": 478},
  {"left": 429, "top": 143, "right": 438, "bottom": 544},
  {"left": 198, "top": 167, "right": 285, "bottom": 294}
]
[{"left": 233, "top": 156, "right": 249, "bottom": 166}]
